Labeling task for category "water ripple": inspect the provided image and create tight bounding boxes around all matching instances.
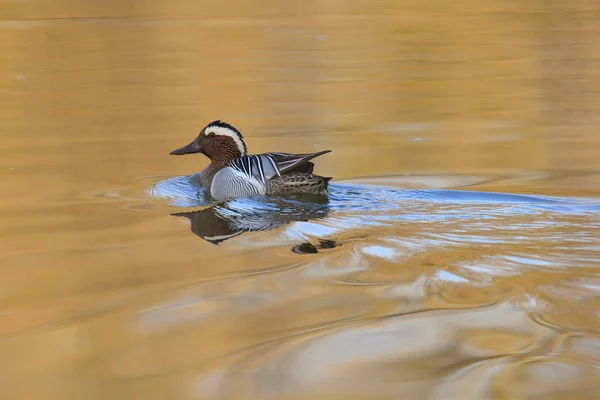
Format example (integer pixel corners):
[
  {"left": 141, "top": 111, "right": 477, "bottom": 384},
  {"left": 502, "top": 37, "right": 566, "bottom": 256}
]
[{"left": 141, "top": 174, "right": 600, "bottom": 399}]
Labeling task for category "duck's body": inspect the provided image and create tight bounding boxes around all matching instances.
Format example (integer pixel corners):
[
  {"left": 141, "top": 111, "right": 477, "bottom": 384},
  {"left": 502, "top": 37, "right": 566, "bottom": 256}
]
[{"left": 171, "top": 121, "right": 332, "bottom": 202}]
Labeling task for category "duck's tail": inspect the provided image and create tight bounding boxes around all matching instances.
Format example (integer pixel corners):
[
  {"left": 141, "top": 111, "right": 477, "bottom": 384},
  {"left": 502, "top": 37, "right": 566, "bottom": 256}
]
[{"left": 268, "top": 173, "right": 332, "bottom": 195}]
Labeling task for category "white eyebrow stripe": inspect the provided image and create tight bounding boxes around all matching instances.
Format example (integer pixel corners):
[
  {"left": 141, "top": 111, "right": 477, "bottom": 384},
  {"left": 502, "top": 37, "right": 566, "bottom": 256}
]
[{"left": 205, "top": 126, "right": 247, "bottom": 156}]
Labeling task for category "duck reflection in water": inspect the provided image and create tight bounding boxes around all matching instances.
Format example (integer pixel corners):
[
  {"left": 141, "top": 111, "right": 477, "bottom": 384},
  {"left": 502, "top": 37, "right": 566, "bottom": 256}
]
[{"left": 172, "top": 193, "right": 333, "bottom": 247}]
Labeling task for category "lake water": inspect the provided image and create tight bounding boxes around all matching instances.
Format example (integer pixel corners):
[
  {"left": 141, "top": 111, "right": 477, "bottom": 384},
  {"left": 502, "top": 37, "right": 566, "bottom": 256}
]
[{"left": 2, "top": 1, "right": 600, "bottom": 399}]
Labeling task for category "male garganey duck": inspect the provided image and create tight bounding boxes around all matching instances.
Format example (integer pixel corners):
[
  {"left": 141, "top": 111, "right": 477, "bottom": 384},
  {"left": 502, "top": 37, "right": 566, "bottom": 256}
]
[{"left": 170, "top": 120, "right": 332, "bottom": 202}]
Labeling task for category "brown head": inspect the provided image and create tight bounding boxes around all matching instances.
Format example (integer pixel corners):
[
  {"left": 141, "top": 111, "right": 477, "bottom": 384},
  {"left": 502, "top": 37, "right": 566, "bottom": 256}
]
[{"left": 170, "top": 120, "right": 247, "bottom": 162}]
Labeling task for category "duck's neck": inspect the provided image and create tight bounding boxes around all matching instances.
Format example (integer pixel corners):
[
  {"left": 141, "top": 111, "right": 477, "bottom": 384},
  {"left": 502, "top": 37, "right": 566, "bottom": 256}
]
[{"left": 199, "top": 154, "right": 237, "bottom": 188}]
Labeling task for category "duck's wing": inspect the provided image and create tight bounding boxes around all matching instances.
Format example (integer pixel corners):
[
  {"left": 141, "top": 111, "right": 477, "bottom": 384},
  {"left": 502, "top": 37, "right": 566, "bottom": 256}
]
[
  {"left": 227, "top": 154, "right": 282, "bottom": 186},
  {"left": 227, "top": 150, "right": 331, "bottom": 185},
  {"left": 266, "top": 150, "right": 332, "bottom": 175}
]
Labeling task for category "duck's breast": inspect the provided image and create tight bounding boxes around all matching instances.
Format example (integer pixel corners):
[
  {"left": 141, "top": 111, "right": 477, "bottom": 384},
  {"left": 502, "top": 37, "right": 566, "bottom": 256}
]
[{"left": 210, "top": 166, "right": 266, "bottom": 201}]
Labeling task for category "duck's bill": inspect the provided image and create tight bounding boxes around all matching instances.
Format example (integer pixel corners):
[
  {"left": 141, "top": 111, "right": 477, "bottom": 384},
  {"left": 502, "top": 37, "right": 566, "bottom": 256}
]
[{"left": 170, "top": 140, "right": 202, "bottom": 155}]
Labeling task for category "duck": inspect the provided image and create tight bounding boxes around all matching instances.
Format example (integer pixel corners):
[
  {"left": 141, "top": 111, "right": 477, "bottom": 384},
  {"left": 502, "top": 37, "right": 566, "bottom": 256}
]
[{"left": 170, "top": 120, "right": 332, "bottom": 202}]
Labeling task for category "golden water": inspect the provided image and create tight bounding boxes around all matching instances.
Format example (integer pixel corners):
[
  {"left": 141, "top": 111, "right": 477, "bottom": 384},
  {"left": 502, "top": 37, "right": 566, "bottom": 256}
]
[{"left": 2, "top": 1, "right": 600, "bottom": 399}]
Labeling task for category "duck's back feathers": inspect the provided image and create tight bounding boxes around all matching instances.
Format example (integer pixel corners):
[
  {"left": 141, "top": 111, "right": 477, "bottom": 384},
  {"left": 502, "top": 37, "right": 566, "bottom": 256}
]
[
  {"left": 227, "top": 150, "right": 331, "bottom": 183},
  {"left": 267, "top": 150, "right": 331, "bottom": 175},
  {"left": 286, "top": 161, "right": 314, "bottom": 174},
  {"left": 227, "top": 154, "right": 281, "bottom": 186}
]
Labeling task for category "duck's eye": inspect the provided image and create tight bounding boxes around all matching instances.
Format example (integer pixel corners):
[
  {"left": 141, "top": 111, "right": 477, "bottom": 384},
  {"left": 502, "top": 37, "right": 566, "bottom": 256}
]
[{"left": 207, "top": 132, "right": 215, "bottom": 138}]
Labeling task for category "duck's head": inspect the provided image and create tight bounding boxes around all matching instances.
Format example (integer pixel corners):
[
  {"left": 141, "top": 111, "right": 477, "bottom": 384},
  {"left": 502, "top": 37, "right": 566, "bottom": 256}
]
[{"left": 170, "top": 120, "right": 247, "bottom": 160}]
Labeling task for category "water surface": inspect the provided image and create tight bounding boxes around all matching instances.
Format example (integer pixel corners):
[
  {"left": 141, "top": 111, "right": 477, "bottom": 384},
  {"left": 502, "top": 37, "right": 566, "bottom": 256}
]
[{"left": 2, "top": 1, "right": 600, "bottom": 399}]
